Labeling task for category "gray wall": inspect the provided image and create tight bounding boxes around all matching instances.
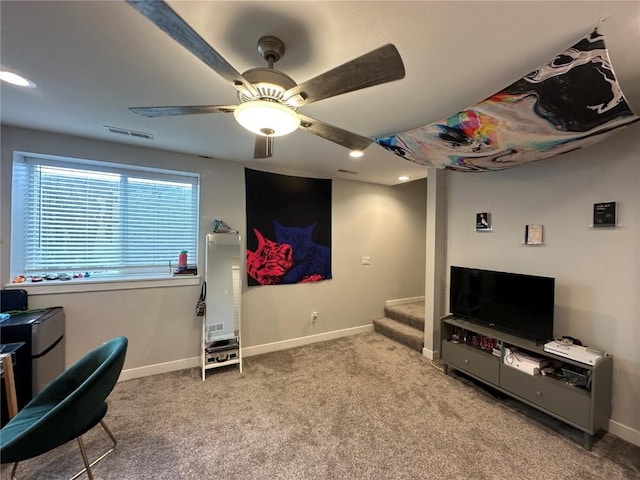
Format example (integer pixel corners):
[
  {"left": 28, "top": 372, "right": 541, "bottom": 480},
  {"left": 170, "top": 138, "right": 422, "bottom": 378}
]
[
  {"left": 0, "top": 126, "right": 427, "bottom": 371},
  {"left": 444, "top": 125, "right": 640, "bottom": 434}
]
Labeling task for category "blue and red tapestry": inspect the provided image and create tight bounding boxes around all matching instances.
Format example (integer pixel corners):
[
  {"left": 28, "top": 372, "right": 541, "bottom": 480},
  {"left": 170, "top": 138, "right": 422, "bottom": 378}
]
[
  {"left": 375, "top": 29, "right": 639, "bottom": 172},
  {"left": 245, "top": 169, "right": 332, "bottom": 286}
]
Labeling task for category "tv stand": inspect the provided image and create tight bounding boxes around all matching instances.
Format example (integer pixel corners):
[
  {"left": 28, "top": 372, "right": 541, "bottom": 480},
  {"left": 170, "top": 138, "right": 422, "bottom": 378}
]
[{"left": 440, "top": 315, "right": 613, "bottom": 450}]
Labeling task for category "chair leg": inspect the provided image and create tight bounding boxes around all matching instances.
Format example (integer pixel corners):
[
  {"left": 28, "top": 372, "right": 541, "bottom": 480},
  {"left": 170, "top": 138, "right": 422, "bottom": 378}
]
[
  {"left": 10, "top": 461, "right": 19, "bottom": 480},
  {"left": 76, "top": 436, "right": 95, "bottom": 480},
  {"left": 70, "top": 420, "right": 117, "bottom": 480}
]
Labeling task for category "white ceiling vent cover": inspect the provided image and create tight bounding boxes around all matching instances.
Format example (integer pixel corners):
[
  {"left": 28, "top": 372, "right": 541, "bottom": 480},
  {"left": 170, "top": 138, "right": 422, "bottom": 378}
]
[{"left": 104, "top": 125, "right": 153, "bottom": 140}]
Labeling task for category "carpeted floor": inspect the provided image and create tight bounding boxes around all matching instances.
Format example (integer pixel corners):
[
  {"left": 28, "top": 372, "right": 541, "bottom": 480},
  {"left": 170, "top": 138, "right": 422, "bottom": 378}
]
[{"left": 2, "top": 332, "right": 639, "bottom": 479}]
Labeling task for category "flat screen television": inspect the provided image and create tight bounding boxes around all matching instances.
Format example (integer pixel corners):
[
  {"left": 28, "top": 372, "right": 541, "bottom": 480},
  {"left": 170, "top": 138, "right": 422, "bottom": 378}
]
[{"left": 449, "top": 266, "right": 555, "bottom": 342}]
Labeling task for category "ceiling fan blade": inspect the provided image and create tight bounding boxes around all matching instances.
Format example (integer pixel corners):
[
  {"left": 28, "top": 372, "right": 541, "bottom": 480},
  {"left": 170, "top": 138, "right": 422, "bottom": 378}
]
[
  {"left": 254, "top": 136, "right": 274, "bottom": 159},
  {"left": 126, "top": 0, "right": 258, "bottom": 98},
  {"left": 284, "top": 44, "right": 405, "bottom": 107},
  {"left": 130, "top": 105, "right": 236, "bottom": 117},
  {"left": 297, "top": 114, "right": 373, "bottom": 151}
]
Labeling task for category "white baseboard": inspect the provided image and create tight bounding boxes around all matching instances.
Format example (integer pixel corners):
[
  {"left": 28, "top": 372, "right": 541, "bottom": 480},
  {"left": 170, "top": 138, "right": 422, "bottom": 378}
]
[
  {"left": 119, "top": 324, "right": 373, "bottom": 381},
  {"left": 422, "top": 347, "right": 438, "bottom": 360},
  {"left": 242, "top": 324, "right": 373, "bottom": 357},
  {"left": 386, "top": 296, "right": 425, "bottom": 307},
  {"left": 608, "top": 419, "right": 640, "bottom": 447},
  {"left": 119, "top": 356, "right": 200, "bottom": 382}
]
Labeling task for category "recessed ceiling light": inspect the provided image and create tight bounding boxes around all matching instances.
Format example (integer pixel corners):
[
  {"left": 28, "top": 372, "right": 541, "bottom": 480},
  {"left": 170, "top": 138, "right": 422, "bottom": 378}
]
[
  {"left": 0, "top": 69, "right": 37, "bottom": 88},
  {"left": 349, "top": 150, "right": 364, "bottom": 158},
  {"left": 398, "top": 176, "right": 410, "bottom": 182}
]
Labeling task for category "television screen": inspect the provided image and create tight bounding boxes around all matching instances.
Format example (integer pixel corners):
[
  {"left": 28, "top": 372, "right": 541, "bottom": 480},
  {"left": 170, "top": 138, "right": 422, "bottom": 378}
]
[{"left": 449, "top": 266, "right": 555, "bottom": 342}]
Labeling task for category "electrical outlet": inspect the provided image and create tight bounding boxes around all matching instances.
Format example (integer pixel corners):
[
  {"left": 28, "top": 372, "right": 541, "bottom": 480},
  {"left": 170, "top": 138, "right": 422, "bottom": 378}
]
[
  {"left": 311, "top": 311, "right": 318, "bottom": 324},
  {"left": 361, "top": 256, "right": 371, "bottom": 265}
]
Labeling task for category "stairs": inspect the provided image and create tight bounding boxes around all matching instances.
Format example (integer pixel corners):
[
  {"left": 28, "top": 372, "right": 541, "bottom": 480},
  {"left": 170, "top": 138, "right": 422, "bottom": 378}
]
[{"left": 373, "top": 301, "right": 425, "bottom": 352}]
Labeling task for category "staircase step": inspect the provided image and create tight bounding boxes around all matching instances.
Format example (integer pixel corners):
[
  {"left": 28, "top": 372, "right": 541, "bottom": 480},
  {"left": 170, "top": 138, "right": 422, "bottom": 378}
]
[
  {"left": 384, "top": 301, "right": 425, "bottom": 330},
  {"left": 373, "top": 317, "right": 424, "bottom": 353}
]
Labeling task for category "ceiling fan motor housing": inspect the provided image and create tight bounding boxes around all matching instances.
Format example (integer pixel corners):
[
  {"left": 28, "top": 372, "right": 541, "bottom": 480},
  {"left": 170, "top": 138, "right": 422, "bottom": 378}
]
[
  {"left": 236, "top": 35, "right": 300, "bottom": 107},
  {"left": 238, "top": 68, "right": 298, "bottom": 107}
]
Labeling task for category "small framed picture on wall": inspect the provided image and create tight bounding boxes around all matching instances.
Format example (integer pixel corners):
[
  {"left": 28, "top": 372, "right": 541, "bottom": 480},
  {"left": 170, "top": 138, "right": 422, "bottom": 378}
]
[
  {"left": 475, "top": 212, "right": 491, "bottom": 232},
  {"left": 593, "top": 201, "right": 617, "bottom": 228},
  {"left": 525, "top": 224, "right": 543, "bottom": 245}
]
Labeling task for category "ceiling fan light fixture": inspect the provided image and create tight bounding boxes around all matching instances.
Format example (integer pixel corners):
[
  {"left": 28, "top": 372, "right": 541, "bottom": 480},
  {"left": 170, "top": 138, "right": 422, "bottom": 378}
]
[{"left": 234, "top": 100, "right": 300, "bottom": 137}]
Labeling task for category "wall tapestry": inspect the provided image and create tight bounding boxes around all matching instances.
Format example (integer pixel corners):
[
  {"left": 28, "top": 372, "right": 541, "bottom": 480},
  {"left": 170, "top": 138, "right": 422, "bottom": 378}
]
[
  {"left": 245, "top": 168, "right": 332, "bottom": 286},
  {"left": 375, "top": 29, "right": 639, "bottom": 172}
]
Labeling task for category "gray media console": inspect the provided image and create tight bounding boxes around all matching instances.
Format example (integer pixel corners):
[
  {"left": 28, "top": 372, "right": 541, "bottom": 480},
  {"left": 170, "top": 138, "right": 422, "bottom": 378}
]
[{"left": 440, "top": 315, "right": 612, "bottom": 450}]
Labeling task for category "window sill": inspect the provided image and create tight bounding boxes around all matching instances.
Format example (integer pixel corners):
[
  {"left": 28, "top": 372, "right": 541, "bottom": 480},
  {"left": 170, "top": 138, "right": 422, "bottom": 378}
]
[{"left": 3, "top": 274, "right": 201, "bottom": 295}]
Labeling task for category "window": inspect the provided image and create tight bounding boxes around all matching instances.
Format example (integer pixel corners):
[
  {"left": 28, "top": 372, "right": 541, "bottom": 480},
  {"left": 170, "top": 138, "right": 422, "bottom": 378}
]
[{"left": 11, "top": 153, "right": 199, "bottom": 281}]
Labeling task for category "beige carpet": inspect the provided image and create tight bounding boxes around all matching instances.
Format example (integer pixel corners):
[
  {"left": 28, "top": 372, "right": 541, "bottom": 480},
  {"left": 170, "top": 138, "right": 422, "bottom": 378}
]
[{"left": 3, "top": 332, "right": 639, "bottom": 479}]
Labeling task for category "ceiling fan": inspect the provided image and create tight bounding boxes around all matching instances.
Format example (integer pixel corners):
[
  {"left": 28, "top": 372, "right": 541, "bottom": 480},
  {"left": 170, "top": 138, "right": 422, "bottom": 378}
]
[{"left": 126, "top": 0, "right": 405, "bottom": 159}]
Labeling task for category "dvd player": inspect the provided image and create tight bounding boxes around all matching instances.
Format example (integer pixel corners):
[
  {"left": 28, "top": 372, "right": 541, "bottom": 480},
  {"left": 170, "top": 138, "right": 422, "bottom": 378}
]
[{"left": 543, "top": 341, "right": 603, "bottom": 366}]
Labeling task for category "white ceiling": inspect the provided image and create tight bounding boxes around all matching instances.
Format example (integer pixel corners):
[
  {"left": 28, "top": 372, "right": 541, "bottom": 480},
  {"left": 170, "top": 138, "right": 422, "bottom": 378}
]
[{"left": 1, "top": 1, "right": 639, "bottom": 186}]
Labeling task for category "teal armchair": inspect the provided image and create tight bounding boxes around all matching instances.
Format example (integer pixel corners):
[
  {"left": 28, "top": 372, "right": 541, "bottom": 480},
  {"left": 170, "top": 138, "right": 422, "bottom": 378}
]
[{"left": 1, "top": 336, "right": 128, "bottom": 480}]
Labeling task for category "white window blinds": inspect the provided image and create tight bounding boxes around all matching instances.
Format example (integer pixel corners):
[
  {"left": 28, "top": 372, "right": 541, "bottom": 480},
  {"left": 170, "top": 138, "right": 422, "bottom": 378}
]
[{"left": 11, "top": 156, "right": 199, "bottom": 277}]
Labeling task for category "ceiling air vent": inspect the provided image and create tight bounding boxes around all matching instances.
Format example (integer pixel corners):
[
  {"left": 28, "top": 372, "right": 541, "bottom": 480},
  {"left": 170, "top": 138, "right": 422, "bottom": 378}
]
[
  {"left": 104, "top": 125, "right": 153, "bottom": 140},
  {"left": 337, "top": 169, "right": 358, "bottom": 175}
]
